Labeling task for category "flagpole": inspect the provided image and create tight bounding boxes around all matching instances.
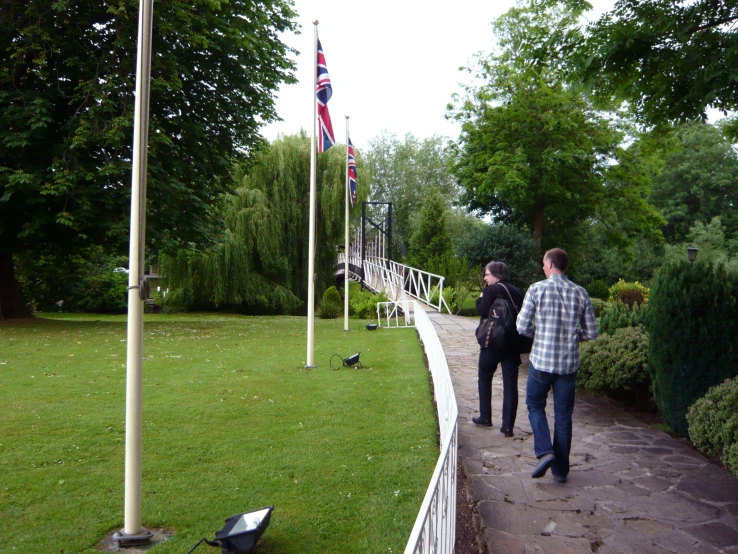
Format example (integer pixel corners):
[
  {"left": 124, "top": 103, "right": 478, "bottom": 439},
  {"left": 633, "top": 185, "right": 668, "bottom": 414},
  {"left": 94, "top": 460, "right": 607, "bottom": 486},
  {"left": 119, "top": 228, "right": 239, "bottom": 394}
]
[
  {"left": 114, "top": 0, "right": 154, "bottom": 545},
  {"left": 306, "top": 21, "right": 319, "bottom": 368},
  {"left": 344, "top": 117, "right": 350, "bottom": 331}
]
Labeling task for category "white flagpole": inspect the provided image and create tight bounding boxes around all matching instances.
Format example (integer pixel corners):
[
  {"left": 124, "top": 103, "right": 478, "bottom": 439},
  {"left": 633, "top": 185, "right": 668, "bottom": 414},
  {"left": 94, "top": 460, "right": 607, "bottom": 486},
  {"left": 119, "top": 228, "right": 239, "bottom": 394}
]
[
  {"left": 306, "top": 21, "right": 319, "bottom": 368},
  {"left": 115, "top": 0, "right": 154, "bottom": 545},
  {"left": 344, "top": 117, "right": 350, "bottom": 331}
]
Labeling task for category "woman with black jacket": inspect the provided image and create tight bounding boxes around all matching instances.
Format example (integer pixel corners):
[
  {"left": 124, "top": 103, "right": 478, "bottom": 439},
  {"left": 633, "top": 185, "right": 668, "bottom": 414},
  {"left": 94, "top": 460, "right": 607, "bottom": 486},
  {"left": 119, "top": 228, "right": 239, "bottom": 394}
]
[{"left": 473, "top": 261, "right": 525, "bottom": 437}]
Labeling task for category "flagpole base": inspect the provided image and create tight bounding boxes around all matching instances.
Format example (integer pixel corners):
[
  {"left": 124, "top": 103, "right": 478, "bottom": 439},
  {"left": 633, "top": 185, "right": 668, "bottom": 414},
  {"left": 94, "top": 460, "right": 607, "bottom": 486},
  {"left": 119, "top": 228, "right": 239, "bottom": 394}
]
[
  {"left": 304, "top": 365, "right": 318, "bottom": 369},
  {"left": 112, "top": 528, "right": 154, "bottom": 546}
]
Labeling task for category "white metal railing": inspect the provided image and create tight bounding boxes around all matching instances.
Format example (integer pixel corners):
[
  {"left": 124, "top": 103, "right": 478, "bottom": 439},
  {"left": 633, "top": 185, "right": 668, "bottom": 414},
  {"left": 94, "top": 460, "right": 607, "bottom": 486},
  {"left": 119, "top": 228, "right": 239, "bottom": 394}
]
[
  {"left": 404, "top": 301, "right": 458, "bottom": 554},
  {"left": 336, "top": 251, "right": 452, "bottom": 314},
  {"left": 376, "top": 300, "right": 414, "bottom": 328}
]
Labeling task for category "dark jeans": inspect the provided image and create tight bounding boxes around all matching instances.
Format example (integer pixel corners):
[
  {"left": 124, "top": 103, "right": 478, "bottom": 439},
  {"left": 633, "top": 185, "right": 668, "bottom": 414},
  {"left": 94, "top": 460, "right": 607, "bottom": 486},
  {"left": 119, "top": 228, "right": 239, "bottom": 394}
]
[
  {"left": 526, "top": 363, "right": 578, "bottom": 478},
  {"left": 478, "top": 348, "right": 520, "bottom": 429}
]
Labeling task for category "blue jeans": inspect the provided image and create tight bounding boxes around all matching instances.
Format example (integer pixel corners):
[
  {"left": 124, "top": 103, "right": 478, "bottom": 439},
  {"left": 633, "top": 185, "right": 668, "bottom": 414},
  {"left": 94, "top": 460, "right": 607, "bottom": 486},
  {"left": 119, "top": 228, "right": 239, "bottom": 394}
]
[{"left": 526, "top": 363, "right": 577, "bottom": 478}]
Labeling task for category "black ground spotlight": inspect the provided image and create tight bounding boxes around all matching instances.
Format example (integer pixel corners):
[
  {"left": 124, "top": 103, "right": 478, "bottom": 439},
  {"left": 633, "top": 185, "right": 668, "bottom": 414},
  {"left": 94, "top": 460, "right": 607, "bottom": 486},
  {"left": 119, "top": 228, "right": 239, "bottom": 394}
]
[
  {"left": 343, "top": 352, "right": 361, "bottom": 366},
  {"left": 214, "top": 506, "right": 273, "bottom": 553},
  {"left": 186, "top": 506, "right": 273, "bottom": 554}
]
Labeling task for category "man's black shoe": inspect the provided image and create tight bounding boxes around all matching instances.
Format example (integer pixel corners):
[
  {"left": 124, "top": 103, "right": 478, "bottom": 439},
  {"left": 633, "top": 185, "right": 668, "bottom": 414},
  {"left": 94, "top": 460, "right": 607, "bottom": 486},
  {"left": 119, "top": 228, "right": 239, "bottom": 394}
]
[
  {"left": 531, "top": 453, "right": 555, "bottom": 479},
  {"left": 472, "top": 416, "right": 492, "bottom": 427}
]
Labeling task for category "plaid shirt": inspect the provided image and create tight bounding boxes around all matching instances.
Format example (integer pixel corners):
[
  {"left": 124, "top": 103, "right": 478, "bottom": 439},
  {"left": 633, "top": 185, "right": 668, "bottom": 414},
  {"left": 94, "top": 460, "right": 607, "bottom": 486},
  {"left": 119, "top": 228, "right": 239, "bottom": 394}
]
[{"left": 516, "top": 274, "right": 598, "bottom": 374}]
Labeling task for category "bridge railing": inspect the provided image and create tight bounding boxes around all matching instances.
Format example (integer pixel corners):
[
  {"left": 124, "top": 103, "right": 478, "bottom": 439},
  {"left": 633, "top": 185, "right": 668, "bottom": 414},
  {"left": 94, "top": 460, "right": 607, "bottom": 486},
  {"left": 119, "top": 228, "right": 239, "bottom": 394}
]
[
  {"left": 337, "top": 253, "right": 452, "bottom": 314},
  {"left": 403, "top": 301, "right": 458, "bottom": 554}
]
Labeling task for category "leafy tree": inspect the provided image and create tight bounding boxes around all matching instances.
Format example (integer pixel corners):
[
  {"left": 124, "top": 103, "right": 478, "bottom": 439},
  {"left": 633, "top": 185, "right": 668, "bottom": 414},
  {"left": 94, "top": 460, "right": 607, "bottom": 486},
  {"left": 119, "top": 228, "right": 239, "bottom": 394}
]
[
  {"left": 450, "top": 0, "right": 664, "bottom": 253},
  {"left": 0, "top": 0, "right": 297, "bottom": 318},
  {"left": 407, "top": 192, "right": 453, "bottom": 272},
  {"left": 365, "top": 132, "right": 459, "bottom": 259},
  {"left": 650, "top": 122, "right": 738, "bottom": 243},
  {"left": 455, "top": 224, "right": 540, "bottom": 290},
  {"left": 161, "top": 134, "right": 362, "bottom": 313},
  {"left": 577, "top": 0, "right": 738, "bottom": 126}
]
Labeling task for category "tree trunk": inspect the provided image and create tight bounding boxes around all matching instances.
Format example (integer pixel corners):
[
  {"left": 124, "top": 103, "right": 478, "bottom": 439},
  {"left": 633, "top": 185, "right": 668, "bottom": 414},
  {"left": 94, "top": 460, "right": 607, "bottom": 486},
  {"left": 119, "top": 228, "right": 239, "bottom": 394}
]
[
  {"left": 533, "top": 201, "right": 545, "bottom": 259},
  {"left": 0, "top": 253, "right": 31, "bottom": 320}
]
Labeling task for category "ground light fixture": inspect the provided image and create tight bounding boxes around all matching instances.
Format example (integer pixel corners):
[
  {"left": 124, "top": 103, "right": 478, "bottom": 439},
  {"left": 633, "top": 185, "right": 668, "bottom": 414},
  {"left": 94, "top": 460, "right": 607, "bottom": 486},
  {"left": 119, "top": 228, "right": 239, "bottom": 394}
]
[
  {"left": 329, "top": 352, "right": 362, "bottom": 369},
  {"left": 688, "top": 244, "right": 699, "bottom": 264},
  {"left": 186, "top": 506, "right": 274, "bottom": 554}
]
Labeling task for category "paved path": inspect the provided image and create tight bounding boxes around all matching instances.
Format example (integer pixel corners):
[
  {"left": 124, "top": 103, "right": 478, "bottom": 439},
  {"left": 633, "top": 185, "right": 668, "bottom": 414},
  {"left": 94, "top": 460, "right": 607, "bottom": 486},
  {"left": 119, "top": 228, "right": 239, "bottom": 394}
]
[{"left": 421, "top": 307, "right": 738, "bottom": 554}]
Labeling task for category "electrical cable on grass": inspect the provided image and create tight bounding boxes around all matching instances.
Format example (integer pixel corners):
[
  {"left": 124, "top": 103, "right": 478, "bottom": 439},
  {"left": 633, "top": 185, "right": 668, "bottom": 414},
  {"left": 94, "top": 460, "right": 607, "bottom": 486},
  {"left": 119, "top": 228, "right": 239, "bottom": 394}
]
[
  {"left": 330, "top": 353, "right": 344, "bottom": 370},
  {"left": 186, "top": 537, "right": 219, "bottom": 554}
]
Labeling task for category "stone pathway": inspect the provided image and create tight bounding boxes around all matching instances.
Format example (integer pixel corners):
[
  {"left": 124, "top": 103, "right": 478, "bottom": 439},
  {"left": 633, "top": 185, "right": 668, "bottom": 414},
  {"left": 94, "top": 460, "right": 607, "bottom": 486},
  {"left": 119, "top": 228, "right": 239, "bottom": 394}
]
[{"left": 421, "top": 307, "right": 738, "bottom": 554}]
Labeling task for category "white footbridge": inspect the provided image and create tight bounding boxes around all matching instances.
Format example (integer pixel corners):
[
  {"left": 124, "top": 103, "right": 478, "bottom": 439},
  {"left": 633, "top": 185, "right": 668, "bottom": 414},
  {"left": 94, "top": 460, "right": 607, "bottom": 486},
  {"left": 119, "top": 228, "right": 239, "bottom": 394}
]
[{"left": 336, "top": 235, "right": 453, "bottom": 317}]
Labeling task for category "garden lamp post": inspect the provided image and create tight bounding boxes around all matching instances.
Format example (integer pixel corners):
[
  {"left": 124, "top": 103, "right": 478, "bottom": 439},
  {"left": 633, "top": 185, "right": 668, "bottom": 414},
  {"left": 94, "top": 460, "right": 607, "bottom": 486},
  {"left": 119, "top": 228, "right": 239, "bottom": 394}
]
[{"left": 687, "top": 245, "right": 698, "bottom": 264}]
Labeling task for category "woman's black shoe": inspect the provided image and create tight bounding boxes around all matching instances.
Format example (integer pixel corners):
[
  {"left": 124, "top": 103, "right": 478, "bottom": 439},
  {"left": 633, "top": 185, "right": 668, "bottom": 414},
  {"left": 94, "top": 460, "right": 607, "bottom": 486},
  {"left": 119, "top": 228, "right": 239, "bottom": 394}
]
[
  {"left": 472, "top": 416, "right": 492, "bottom": 427},
  {"left": 500, "top": 427, "right": 513, "bottom": 437}
]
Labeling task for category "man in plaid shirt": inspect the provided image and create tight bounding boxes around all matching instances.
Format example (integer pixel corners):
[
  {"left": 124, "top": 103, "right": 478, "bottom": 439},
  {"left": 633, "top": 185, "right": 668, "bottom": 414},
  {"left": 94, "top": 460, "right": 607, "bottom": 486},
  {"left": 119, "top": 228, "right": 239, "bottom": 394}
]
[{"left": 516, "top": 248, "right": 598, "bottom": 483}]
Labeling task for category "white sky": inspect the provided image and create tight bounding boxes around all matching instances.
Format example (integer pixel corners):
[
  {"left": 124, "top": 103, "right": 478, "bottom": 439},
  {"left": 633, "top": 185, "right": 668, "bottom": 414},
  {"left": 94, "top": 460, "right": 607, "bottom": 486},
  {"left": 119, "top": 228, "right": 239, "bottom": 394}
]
[{"left": 261, "top": 0, "right": 618, "bottom": 149}]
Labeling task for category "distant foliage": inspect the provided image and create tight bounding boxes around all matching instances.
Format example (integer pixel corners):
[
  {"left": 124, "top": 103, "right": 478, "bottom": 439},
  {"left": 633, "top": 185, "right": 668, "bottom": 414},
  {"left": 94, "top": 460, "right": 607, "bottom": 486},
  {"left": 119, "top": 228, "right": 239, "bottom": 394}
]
[
  {"left": 17, "top": 246, "right": 128, "bottom": 313},
  {"left": 429, "top": 286, "right": 457, "bottom": 314},
  {"left": 590, "top": 298, "right": 609, "bottom": 318},
  {"left": 578, "top": 326, "right": 651, "bottom": 407},
  {"left": 687, "top": 377, "right": 738, "bottom": 477},
  {"left": 586, "top": 279, "right": 610, "bottom": 301},
  {"left": 455, "top": 224, "right": 540, "bottom": 290},
  {"left": 350, "top": 289, "right": 389, "bottom": 320},
  {"left": 317, "top": 286, "right": 342, "bottom": 319},
  {"left": 647, "top": 261, "right": 738, "bottom": 437},
  {"left": 407, "top": 192, "right": 454, "bottom": 270},
  {"left": 598, "top": 301, "right": 648, "bottom": 335},
  {"left": 608, "top": 279, "right": 649, "bottom": 305}
]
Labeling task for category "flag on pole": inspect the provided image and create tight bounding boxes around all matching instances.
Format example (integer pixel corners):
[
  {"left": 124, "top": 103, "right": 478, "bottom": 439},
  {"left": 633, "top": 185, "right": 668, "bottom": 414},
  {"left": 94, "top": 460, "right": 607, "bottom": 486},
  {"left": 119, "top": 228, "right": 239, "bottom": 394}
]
[
  {"left": 348, "top": 138, "right": 357, "bottom": 206},
  {"left": 317, "top": 40, "right": 335, "bottom": 152}
]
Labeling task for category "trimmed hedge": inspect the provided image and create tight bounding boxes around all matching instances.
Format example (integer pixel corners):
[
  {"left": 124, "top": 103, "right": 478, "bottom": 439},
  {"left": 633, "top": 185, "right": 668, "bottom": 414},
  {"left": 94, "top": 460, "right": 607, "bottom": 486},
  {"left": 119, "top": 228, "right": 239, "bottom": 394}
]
[
  {"left": 578, "top": 326, "right": 650, "bottom": 408},
  {"left": 608, "top": 279, "right": 650, "bottom": 305},
  {"left": 590, "top": 298, "right": 609, "bottom": 318},
  {"left": 587, "top": 279, "right": 610, "bottom": 301},
  {"left": 646, "top": 261, "right": 738, "bottom": 437},
  {"left": 687, "top": 377, "right": 738, "bottom": 477}
]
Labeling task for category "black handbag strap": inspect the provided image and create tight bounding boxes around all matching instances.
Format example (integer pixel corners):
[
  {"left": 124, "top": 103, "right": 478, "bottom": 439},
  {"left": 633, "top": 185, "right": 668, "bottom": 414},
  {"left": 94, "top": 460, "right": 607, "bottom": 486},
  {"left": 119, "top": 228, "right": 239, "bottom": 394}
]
[{"left": 497, "top": 283, "right": 520, "bottom": 314}]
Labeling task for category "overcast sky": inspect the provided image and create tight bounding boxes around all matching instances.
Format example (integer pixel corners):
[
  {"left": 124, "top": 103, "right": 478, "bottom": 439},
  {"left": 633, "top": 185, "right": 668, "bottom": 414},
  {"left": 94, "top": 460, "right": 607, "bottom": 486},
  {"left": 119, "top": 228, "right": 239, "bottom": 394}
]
[{"left": 261, "top": 0, "right": 618, "bottom": 149}]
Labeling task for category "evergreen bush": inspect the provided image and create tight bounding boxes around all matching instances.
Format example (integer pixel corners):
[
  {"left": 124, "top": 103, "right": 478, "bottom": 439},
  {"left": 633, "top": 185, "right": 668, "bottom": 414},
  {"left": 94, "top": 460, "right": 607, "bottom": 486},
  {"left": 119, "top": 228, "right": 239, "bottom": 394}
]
[
  {"left": 590, "top": 298, "right": 609, "bottom": 318},
  {"left": 608, "top": 279, "right": 650, "bottom": 304},
  {"left": 578, "top": 326, "right": 651, "bottom": 407},
  {"left": 587, "top": 279, "right": 610, "bottom": 301},
  {"left": 646, "top": 261, "right": 738, "bottom": 436},
  {"left": 598, "top": 301, "right": 648, "bottom": 335},
  {"left": 687, "top": 377, "right": 738, "bottom": 461},
  {"left": 317, "top": 286, "right": 342, "bottom": 319},
  {"left": 687, "top": 377, "right": 738, "bottom": 477}
]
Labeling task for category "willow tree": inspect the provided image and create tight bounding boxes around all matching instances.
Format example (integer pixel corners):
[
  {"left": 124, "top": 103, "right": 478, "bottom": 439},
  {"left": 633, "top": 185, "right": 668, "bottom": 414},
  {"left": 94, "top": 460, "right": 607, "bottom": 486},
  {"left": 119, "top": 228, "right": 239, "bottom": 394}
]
[{"left": 161, "top": 134, "right": 361, "bottom": 313}]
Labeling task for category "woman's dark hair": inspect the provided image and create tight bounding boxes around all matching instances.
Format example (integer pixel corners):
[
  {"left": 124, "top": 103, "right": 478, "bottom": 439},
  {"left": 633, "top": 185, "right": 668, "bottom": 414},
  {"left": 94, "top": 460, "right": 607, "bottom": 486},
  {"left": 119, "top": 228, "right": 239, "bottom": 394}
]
[
  {"left": 485, "top": 261, "right": 510, "bottom": 281},
  {"left": 545, "top": 248, "right": 568, "bottom": 271}
]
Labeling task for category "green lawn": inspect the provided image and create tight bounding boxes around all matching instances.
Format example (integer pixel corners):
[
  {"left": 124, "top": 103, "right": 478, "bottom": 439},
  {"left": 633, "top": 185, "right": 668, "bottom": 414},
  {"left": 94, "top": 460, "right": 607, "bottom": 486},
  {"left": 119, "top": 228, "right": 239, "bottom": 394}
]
[{"left": 0, "top": 313, "right": 438, "bottom": 553}]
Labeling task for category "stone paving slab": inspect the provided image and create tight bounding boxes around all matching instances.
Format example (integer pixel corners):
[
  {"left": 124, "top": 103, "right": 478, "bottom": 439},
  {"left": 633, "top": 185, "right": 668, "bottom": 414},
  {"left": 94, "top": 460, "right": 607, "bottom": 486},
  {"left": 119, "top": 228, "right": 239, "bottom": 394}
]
[{"left": 420, "top": 307, "right": 738, "bottom": 554}]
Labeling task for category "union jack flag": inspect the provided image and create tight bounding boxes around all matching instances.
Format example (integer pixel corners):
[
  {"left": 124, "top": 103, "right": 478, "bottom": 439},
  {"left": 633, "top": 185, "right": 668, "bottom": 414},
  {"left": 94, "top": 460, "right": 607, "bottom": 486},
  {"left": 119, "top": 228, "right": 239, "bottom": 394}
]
[
  {"left": 316, "top": 40, "right": 335, "bottom": 152},
  {"left": 348, "top": 139, "right": 357, "bottom": 206}
]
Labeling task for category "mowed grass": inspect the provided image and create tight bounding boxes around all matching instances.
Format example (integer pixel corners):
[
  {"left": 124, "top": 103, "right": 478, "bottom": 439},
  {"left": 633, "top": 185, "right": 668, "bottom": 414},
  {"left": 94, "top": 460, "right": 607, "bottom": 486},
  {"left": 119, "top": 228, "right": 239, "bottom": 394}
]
[{"left": 0, "top": 313, "right": 438, "bottom": 553}]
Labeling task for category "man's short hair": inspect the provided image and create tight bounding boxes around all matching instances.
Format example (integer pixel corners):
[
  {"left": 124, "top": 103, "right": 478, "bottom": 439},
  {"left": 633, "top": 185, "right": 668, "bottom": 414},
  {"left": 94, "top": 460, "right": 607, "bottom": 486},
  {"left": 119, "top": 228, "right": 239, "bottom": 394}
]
[
  {"left": 545, "top": 248, "right": 568, "bottom": 271},
  {"left": 485, "top": 261, "right": 510, "bottom": 281}
]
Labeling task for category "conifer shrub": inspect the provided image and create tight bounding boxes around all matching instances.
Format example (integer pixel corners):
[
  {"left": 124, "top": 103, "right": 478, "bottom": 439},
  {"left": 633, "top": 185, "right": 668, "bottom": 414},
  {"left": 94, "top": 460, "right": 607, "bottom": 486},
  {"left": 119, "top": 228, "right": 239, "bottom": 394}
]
[
  {"left": 598, "top": 301, "right": 648, "bottom": 335},
  {"left": 587, "top": 279, "right": 610, "bottom": 301},
  {"left": 590, "top": 298, "right": 609, "bottom": 318},
  {"left": 578, "top": 326, "right": 650, "bottom": 408},
  {"left": 317, "top": 286, "right": 342, "bottom": 319},
  {"left": 608, "top": 279, "right": 650, "bottom": 304},
  {"left": 646, "top": 261, "right": 738, "bottom": 436},
  {"left": 687, "top": 377, "right": 738, "bottom": 466}
]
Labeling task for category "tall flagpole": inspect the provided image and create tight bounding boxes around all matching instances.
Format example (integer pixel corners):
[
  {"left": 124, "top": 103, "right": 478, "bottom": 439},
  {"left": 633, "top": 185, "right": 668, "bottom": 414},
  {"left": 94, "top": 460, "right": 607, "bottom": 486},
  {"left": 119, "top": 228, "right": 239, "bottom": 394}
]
[
  {"left": 114, "top": 0, "right": 154, "bottom": 545},
  {"left": 306, "top": 21, "right": 319, "bottom": 368},
  {"left": 344, "top": 117, "right": 350, "bottom": 331}
]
